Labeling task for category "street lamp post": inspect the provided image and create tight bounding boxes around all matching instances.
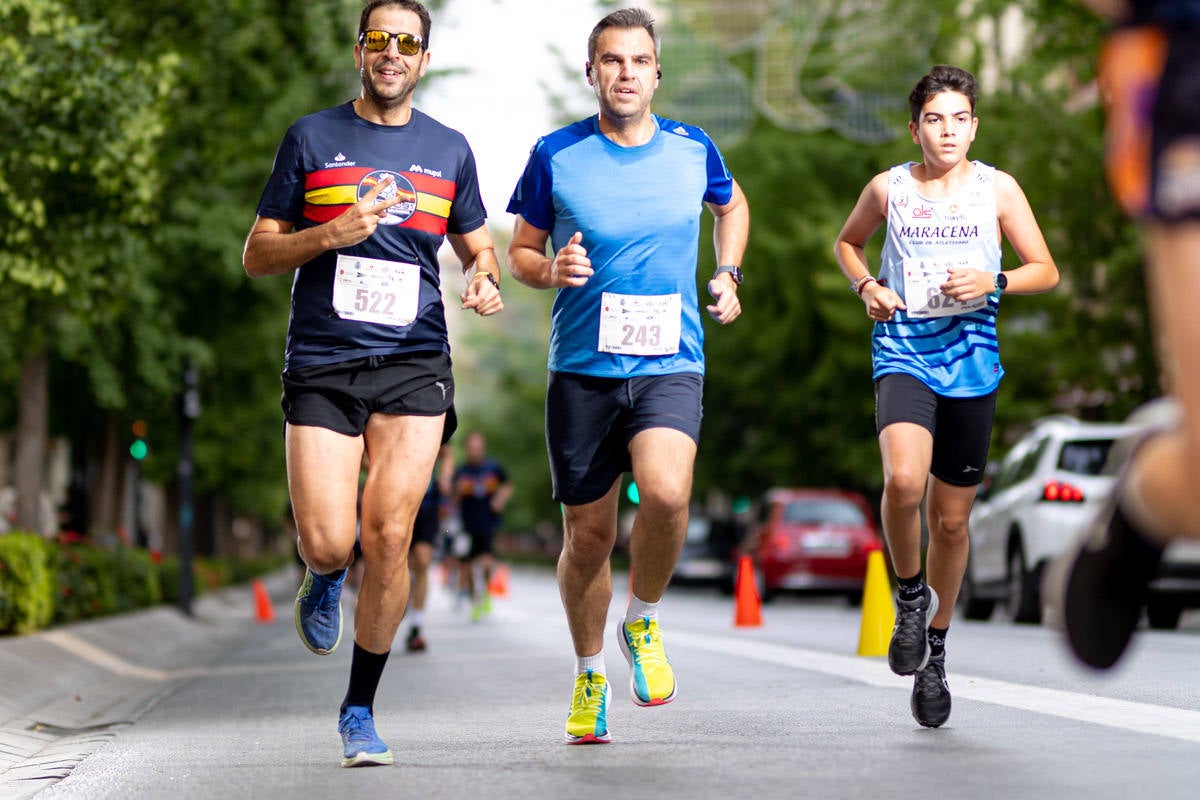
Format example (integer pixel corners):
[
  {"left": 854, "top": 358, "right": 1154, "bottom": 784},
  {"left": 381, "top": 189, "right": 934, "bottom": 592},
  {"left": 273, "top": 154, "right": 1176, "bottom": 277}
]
[{"left": 178, "top": 365, "right": 201, "bottom": 616}]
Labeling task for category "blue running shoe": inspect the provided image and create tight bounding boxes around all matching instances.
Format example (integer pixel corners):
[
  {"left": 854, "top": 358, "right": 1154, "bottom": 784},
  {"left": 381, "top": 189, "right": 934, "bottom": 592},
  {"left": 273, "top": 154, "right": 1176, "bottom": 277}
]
[
  {"left": 294, "top": 567, "right": 345, "bottom": 655},
  {"left": 339, "top": 705, "right": 393, "bottom": 767}
]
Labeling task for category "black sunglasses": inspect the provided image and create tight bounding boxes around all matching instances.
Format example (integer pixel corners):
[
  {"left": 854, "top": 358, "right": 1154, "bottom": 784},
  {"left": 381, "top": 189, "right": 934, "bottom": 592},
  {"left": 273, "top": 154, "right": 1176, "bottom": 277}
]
[{"left": 359, "top": 29, "right": 424, "bottom": 55}]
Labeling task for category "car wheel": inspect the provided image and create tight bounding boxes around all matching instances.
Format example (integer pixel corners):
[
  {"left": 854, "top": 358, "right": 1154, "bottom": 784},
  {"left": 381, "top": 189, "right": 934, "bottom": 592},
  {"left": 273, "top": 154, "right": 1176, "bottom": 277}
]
[
  {"left": 1147, "top": 600, "right": 1183, "bottom": 630},
  {"left": 1005, "top": 545, "right": 1042, "bottom": 624},
  {"left": 960, "top": 560, "right": 995, "bottom": 621}
]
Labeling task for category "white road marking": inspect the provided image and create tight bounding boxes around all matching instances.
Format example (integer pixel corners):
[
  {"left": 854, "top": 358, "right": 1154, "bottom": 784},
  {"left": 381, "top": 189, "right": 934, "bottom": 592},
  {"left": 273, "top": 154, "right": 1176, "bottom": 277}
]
[
  {"left": 40, "top": 631, "right": 172, "bottom": 683},
  {"left": 670, "top": 630, "right": 1200, "bottom": 744}
]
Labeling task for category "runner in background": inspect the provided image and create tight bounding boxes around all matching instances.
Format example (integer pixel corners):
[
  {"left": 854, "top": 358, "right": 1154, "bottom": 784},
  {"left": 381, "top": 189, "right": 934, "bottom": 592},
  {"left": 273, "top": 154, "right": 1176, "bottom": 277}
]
[{"left": 1059, "top": 0, "right": 1200, "bottom": 670}]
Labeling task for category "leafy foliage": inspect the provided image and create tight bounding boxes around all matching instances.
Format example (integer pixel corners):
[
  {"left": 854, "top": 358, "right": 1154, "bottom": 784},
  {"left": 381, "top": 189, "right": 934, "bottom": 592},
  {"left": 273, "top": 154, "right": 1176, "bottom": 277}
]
[{"left": 0, "top": 532, "right": 54, "bottom": 634}]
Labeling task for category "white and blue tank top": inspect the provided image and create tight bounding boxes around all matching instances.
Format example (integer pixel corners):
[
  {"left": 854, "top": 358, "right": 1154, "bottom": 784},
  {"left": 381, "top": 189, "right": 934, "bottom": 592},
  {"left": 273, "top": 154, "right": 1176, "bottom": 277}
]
[{"left": 873, "top": 161, "right": 1004, "bottom": 397}]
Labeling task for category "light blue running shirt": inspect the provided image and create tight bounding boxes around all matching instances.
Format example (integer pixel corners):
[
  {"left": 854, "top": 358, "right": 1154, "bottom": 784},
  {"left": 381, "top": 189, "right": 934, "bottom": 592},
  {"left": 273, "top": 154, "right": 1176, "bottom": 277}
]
[
  {"left": 507, "top": 115, "right": 734, "bottom": 378},
  {"left": 873, "top": 161, "right": 1004, "bottom": 397}
]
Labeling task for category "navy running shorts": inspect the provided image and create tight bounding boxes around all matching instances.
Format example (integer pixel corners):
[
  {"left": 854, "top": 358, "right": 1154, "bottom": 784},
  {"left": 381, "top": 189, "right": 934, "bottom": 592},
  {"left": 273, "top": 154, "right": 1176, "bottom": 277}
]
[
  {"left": 546, "top": 371, "right": 703, "bottom": 506},
  {"left": 874, "top": 372, "right": 996, "bottom": 487},
  {"left": 281, "top": 350, "right": 457, "bottom": 441}
]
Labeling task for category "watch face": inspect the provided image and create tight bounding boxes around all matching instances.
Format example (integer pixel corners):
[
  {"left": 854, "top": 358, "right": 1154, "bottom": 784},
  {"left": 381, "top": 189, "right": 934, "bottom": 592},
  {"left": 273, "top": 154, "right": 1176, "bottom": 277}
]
[{"left": 996, "top": 273, "right": 1008, "bottom": 290}]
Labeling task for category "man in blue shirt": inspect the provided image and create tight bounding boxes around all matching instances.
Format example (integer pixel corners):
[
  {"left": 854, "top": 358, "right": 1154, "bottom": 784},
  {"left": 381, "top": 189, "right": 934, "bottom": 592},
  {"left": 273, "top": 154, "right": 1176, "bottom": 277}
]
[
  {"left": 243, "top": 0, "right": 503, "bottom": 768},
  {"left": 507, "top": 7, "right": 749, "bottom": 745}
]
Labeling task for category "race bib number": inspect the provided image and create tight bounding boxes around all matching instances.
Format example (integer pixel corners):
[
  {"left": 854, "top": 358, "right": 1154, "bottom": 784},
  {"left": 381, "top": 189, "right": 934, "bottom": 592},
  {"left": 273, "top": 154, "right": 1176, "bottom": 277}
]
[
  {"left": 903, "top": 257, "right": 988, "bottom": 319},
  {"left": 597, "top": 292, "right": 682, "bottom": 356},
  {"left": 332, "top": 254, "right": 420, "bottom": 327}
]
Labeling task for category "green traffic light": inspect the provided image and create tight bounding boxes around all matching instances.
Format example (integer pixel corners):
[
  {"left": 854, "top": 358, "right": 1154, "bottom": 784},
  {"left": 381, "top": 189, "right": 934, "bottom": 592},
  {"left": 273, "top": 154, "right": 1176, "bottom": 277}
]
[{"left": 130, "top": 440, "right": 148, "bottom": 460}]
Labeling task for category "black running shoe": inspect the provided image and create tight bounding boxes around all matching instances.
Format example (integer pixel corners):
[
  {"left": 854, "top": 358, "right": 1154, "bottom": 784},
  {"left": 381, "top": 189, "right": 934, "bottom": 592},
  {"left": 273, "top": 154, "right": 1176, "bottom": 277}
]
[
  {"left": 889, "top": 586, "right": 939, "bottom": 676},
  {"left": 1061, "top": 501, "right": 1163, "bottom": 670},
  {"left": 405, "top": 626, "right": 427, "bottom": 652},
  {"left": 911, "top": 652, "right": 951, "bottom": 728}
]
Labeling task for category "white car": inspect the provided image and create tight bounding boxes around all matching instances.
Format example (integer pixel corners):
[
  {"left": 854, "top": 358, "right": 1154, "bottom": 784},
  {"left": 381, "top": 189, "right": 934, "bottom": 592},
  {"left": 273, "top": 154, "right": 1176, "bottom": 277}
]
[{"left": 963, "top": 415, "right": 1133, "bottom": 623}]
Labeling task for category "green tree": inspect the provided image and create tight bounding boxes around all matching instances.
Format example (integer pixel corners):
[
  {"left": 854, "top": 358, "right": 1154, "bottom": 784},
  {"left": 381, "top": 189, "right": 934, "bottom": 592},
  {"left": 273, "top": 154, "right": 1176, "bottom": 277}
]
[{"left": 0, "top": 0, "right": 180, "bottom": 531}]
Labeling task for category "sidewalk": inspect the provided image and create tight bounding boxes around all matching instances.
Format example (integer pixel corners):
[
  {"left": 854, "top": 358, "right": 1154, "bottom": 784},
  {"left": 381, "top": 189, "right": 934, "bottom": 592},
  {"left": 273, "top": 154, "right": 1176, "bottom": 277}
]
[{"left": 0, "top": 568, "right": 298, "bottom": 798}]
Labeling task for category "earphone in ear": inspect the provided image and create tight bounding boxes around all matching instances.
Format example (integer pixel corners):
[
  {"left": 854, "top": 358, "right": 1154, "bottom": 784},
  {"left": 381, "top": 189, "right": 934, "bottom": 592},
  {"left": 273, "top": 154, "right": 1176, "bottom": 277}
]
[
  {"left": 657, "top": 69, "right": 662, "bottom": 79},
  {"left": 584, "top": 63, "right": 591, "bottom": 79}
]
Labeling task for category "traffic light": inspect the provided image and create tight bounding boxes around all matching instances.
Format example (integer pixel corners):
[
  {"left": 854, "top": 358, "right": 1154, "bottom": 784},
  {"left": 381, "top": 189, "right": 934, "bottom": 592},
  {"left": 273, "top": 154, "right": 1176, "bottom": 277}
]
[
  {"left": 130, "top": 419, "right": 148, "bottom": 461},
  {"left": 626, "top": 480, "right": 640, "bottom": 505}
]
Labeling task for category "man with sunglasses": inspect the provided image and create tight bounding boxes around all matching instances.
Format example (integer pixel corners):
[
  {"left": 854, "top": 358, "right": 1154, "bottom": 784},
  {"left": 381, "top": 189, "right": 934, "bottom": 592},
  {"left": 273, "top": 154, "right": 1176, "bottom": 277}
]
[
  {"left": 243, "top": 0, "right": 502, "bottom": 768},
  {"left": 506, "top": 7, "right": 749, "bottom": 745}
]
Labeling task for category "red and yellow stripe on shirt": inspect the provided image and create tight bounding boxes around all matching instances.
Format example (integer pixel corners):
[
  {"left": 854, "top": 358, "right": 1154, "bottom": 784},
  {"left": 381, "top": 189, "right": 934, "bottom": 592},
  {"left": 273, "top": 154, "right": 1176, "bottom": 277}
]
[{"left": 302, "top": 166, "right": 457, "bottom": 235}]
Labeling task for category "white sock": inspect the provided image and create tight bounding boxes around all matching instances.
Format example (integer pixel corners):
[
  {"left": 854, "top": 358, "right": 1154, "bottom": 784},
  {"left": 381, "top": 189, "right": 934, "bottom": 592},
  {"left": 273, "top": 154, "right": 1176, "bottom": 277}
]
[
  {"left": 408, "top": 609, "right": 424, "bottom": 629},
  {"left": 576, "top": 652, "right": 606, "bottom": 676},
  {"left": 626, "top": 595, "right": 659, "bottom": 626}
]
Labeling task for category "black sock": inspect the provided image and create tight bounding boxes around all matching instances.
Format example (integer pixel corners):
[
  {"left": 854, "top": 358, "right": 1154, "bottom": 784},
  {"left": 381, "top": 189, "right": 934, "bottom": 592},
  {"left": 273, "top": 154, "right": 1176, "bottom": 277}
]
[
  {"left": 928, "top": 626, "right": 948, "bottom": 658},
  {"left": 341, "top": 643, "right": 390, "bottom": 713},
  {"left": 896, "top": 571, "right": 926, "bottom": 602}
]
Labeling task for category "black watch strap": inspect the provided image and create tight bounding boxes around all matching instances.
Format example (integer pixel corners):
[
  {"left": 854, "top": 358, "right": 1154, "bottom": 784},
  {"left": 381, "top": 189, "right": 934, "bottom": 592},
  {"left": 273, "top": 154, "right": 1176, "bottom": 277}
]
[{"left": 713, "top": 265, "right": 743, "bottom": 285}]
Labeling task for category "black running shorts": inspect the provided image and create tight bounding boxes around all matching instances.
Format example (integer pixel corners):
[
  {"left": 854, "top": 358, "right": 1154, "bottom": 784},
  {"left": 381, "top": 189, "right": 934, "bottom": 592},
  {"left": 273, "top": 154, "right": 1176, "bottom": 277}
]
[
  {"left": 281, "top": 350, "right": 457, "bottom": 441},
  {"left": 465, "top": 528, "right": 495, "bottom": 560},
  {"left": 411, "top": 505, "right": 439, "bottom": 548},
  {"left": 1102, "top": 25, "right": 1200, "bottom": 222},
  {"left": 874, "top": 372, "right": 996, "bottom": 487},
  {"left": 546, "top": 371, "right": 703, "bottom": 506}
]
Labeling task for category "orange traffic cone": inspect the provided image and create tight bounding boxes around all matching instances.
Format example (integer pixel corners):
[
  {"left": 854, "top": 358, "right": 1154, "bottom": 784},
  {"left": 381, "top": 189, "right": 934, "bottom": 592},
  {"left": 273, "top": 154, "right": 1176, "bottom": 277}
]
[
  {"left": 253, "top": 578, "right": 276, "bottom": 623},
  {"left": 487, "top": 563, "right": 510, "bottom": 598},
  {"left": 733, "top": 555, "right": 763, "bottom": 627}
]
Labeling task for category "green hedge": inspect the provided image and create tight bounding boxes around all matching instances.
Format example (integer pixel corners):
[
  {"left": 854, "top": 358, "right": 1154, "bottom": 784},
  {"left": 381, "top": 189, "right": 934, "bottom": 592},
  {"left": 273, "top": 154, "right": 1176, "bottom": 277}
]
[
  {"left": 0, "top": 532, "right": 55, "bottom": 634},
  {"left": 0, "top": 531, "right": 289, "bottom": 635}
]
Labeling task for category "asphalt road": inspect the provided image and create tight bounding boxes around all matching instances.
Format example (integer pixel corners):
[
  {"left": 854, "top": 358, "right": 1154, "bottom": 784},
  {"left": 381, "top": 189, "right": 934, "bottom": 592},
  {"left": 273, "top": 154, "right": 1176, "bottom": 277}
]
[{"left": 9, "top": 564, "right": 1200, "bottom": 799}]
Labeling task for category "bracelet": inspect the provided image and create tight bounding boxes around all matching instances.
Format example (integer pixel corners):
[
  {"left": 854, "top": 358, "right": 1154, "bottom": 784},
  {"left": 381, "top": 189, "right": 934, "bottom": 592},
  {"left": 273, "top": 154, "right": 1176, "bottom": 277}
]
[
  {"left": 472, "top": 270, "right": 500, "bottom": 289},
  {"left": 852, "top": 275, "right": 877, "bottom": 296}
]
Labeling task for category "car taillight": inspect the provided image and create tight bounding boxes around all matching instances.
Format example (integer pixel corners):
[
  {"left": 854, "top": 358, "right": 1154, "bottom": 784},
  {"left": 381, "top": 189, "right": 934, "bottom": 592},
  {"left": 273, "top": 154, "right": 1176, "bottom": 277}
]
[{"left": 1042, "top": 480, "right": 1085, "bottom": 503}]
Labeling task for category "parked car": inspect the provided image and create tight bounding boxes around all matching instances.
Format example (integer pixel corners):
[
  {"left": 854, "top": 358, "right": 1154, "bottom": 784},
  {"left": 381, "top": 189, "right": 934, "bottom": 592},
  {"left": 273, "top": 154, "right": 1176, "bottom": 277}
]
[
  {"left": 670, "top": 515, "right": 739, "bottom": 591},
  {"left": 964, "top": 415, "right": 1133, "bottom": 623},
  {"left": 1098, "top": 398, "right": 1200, "bottom": 629},
  {"left": 750, "top": 488, "right": 882, "bottom": 603}
]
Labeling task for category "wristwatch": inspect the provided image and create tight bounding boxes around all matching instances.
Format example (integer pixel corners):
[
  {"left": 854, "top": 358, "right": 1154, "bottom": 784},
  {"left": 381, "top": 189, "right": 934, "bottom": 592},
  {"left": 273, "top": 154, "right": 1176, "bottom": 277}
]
[
  {"left": 713, "top": 265, "right": 743, "bottom": 285},
  {"left": 993, "top": 272, "right": 1007, "bottom": 294}
]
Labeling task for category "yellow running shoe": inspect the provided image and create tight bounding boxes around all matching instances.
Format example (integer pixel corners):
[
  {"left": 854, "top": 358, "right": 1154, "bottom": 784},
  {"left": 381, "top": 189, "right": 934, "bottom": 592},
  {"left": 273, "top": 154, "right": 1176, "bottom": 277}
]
[
  {"left": 564, "top": 669, "right": 611, "bottom": 744},
  {"left": 617, "top": 617, "right": 677, "bottom": 706}
]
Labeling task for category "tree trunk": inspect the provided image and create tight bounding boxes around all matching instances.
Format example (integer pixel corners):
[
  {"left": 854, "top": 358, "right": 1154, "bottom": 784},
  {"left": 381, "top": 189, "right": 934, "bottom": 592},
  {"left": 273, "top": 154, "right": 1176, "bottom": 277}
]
[{"left": 15, "top": 350, "right": 48, "bottom": 534}]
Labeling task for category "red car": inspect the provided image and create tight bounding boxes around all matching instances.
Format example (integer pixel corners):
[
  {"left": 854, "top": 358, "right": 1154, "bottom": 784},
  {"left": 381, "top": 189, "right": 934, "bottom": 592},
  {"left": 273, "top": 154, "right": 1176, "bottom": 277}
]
[{"left": 751, "top": 488, "right": 883, "bottom": 602}]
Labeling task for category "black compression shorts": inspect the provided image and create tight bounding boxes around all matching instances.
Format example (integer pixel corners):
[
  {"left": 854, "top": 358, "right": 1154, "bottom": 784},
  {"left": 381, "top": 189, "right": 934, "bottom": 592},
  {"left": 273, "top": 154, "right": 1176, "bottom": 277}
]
[{"left": 875, "top": 373, "right": 996, "bottom": 487}]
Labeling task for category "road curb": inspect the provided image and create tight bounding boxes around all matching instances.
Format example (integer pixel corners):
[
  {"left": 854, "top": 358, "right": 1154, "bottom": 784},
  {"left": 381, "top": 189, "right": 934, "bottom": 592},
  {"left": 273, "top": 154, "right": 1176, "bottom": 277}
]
[{"left": 0, "top": 568, "right": 299, "bottom": 795}]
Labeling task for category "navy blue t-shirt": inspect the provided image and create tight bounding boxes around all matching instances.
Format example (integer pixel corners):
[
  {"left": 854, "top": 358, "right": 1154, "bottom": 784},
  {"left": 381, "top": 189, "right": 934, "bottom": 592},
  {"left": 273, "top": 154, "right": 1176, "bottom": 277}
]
[
  {"left": 454, "top": 459, "right": 508, "bottom": 536},
  {"left": 256, "top": 102, "right": 488, "bottom": 370}
]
